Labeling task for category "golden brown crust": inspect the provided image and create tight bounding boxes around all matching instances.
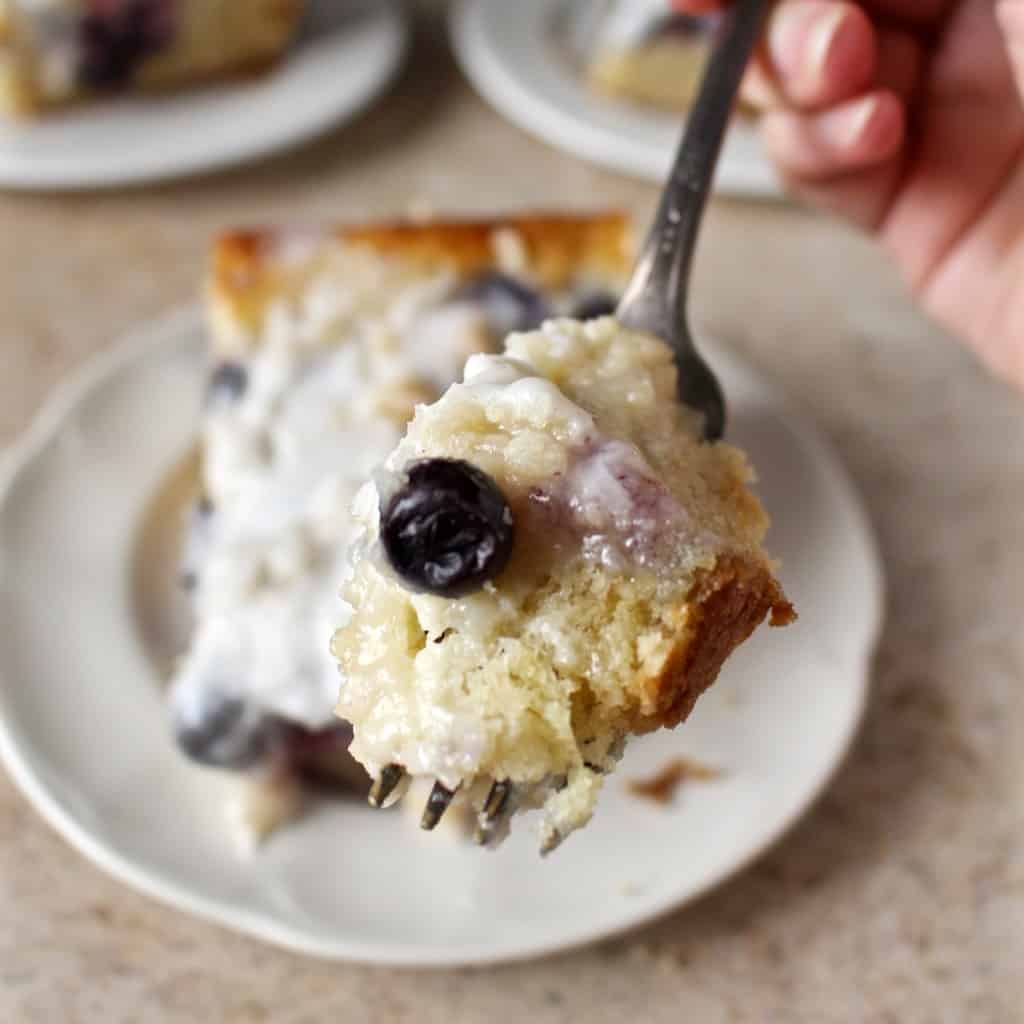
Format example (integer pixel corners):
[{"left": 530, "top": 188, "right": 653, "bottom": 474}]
[
  {"left": 207, "top": 213, "right": 633, "bottom": 348},
  {"left": 635, "top": 556, "right": 794, "bottom": 733},
  {"left": 342, "top": 215, "right": 632, "bottom": 285}
]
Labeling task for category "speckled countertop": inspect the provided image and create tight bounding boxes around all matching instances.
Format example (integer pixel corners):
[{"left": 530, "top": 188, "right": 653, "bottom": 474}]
[{"left": 1, "top": 9, "right": 1022, "bottom": 1024}]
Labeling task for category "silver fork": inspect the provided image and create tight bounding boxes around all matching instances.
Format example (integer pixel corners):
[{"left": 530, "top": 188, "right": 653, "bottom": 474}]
[
  {"left": 367, "top": 0, "right": 768, "bottom": 838},
  {"left": 616, "top": 0, "right": 770, "bottom": 442}
]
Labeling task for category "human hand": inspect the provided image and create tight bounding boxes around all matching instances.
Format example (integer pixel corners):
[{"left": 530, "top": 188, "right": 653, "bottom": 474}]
[{"left": 673, "top": 0, "right": 1024, "bottom": 389}]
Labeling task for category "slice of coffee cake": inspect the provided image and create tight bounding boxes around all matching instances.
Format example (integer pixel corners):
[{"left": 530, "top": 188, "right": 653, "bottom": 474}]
[{"left": 333, "top": 316, "right": 793, "bottom": 852}]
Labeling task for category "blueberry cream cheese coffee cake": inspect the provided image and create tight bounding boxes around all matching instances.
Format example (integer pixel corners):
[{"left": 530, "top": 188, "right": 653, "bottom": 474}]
[
  {"left": 332, "top": 316, "right": 794, "bottom": 853},
  {"left": 571, "top": 0, "right": 716, "bottom": 112},
  {"left": 0, "top": 0, "right": 303, "bottom": 116},
  {"left": 168, "top": 213, "right": 630, "bottom": 841}
]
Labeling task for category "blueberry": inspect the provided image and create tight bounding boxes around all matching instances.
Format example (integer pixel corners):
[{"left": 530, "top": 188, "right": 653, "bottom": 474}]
[
  {"left": 174, "top": 691, "right": 285, "bottom": 771},
  {"left": 380, "top": 458, "right": 515, "bottom": 597},
  {"left": 571, "top": 291, "right": 618, "bottom": 321},
  {"left": 454, "top": 272, "right": 551, "bottom": 335},
  {"left": 78, "top": 1, "right": 175, "bottom": 90},
  {"left": 205, "top": 363, "right": 248, "bottom": 407}
]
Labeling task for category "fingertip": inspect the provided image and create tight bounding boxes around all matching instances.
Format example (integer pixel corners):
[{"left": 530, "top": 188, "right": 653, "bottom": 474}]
[
  {"left": 762, "top": 91, "right": 905, "bottom": 180},
  {"left": 766, "top": 0, "right": 877, "bottom": 108},
  {"left": 853, "top": 90, "right": 904, "bottom": 163},
  {"left": 823, "top": 4, "right": 877, "bottom": 98}
]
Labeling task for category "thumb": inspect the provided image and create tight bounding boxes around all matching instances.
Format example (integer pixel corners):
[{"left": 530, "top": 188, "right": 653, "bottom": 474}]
[{"left": 996, "top": 1, "right": 1024, "bottom": 101}]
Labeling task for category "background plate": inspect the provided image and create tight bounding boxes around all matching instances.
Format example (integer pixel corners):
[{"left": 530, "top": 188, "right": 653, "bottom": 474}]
[
  {"left": 0, "top": 0, "right": 407, "bottom": 190},
  {"left": 0, "top": 309, "right": 881, "bottom": 965},
  {"left": 451, "top": 0, "right": 780, "bottom": 196}
]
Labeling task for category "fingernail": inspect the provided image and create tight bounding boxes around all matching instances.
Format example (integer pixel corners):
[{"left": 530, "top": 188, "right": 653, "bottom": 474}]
[
  {"left": 807, "top": 7, "right": 849, "bottom": 78},
  {"left": 818, "top": 94, "right": 878, "bottom": 149},
  {"left": 769, "top": 3, "right": 846, "bottom": 86}
]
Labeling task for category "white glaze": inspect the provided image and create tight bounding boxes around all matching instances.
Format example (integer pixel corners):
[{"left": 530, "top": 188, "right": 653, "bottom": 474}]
[{"left": 169, "top": 273, "right": 496, "bottom": 731}]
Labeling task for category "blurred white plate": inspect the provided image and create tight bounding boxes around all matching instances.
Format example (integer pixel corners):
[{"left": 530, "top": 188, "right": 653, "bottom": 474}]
[
  {"left": 0, "top": 309, "right": 881, "bottom": 965},
  {"left": 451, "top": 0, "right": 780, "bottom": 196},
  {"left": 0, "top": 0, "right": 407, "bottom": 190}
]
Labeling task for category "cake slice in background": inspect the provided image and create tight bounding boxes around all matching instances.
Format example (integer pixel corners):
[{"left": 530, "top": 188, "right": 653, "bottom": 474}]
[
  {"left": 590, "top": 14, "right": 715, "bottom": 111},
  {"left": 172, "top": 212, "right": 632, "bottom": 844},
  {"left": 0, "top": 0, "right": 304, "bottom": 117},
  {"left": 564, "top": 0, "right": 715, "bottom": 111}
]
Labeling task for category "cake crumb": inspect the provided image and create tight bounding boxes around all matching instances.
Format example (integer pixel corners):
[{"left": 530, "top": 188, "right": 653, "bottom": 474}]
[{"left": 627, "top": 757, "right": 720, "bottom": 805}]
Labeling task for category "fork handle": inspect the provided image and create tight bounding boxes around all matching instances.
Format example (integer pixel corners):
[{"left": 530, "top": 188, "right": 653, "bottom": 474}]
[{"left": 617, "top": 0, "right": 770, "bottom": 339}]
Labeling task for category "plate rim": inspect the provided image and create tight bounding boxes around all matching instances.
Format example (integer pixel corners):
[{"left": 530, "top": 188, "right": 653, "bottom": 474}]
[
  {"left": 0, "top": 0, "right": 408, "bottom": 190},
  {"left": 450, "top": 0, "right": 781, "bottom": 196},
  {"left": 0, "top": 308, "right": 884, "bottom": 966}
]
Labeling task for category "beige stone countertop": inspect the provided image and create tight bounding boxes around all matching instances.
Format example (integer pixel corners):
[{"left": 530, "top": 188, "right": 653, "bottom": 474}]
[{"left": 1, "top": 11, "right": 1022, "bottom": 1024}]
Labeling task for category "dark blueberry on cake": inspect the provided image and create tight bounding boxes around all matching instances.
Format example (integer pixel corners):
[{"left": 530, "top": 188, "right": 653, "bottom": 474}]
[
  {"left": 454, "top": 272, "right": 552, "bottom": 335},
  {"left": 206, "top": 362, "right": 249, "bottom": 408},
  {"left": 380, "top": 458, "right": 515, "bottom": 597},
  {"left": 78, "top": 0, "right": 176, "bottom": 90},
  {"left": 174, "top": 691, "right": 286, "bottom": 771},
  {"left": 571, "top": 291, "right": 618, "bottom": 320}
]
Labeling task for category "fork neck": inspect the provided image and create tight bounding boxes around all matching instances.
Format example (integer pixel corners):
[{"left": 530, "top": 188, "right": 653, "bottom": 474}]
[{"left": 616, "top": 0, "right": 771, "bottom": 342}]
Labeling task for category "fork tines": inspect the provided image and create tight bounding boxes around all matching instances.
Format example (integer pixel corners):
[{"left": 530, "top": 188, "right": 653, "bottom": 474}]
[
  {"left": 368, "top": 763, "right": 408, "bottom": 808},
  {"left": 370, "top": 771, "right": 519, "bottom": 842},
  {"left": 421, "top": 781, "right": 458, "bottom": 830},
  {"left": 474, "top": 780, "right": 513, "bottom": 845},
  {"left": 539, "top": 827, "right": 564, "bottom": 857}
]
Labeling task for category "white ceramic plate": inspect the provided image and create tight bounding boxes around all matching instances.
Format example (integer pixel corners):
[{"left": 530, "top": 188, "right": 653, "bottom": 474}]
[
  {"left": 0, "top": 0, "right": 407, "bottom": 190},
  {"left": 451, "top": 0, "right": 779, "bottom": 196},
  {"left": 0, "top": 309, "right": 881, "bottom": 965}
]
